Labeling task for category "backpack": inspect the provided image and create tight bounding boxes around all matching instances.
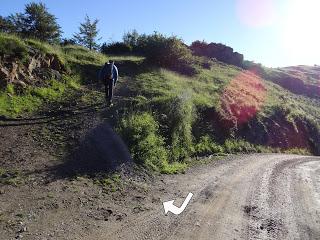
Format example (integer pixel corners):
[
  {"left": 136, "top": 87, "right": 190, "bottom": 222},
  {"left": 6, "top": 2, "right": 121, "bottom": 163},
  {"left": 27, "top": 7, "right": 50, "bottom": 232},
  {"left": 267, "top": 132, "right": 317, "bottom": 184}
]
[{"left": 103, "top": 62, "right": 114, "bottom": 82}]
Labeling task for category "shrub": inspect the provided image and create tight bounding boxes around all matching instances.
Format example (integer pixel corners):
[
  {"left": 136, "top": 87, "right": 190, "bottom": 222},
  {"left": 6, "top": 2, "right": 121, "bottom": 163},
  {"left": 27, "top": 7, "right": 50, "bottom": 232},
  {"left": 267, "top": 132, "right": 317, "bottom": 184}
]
[
  {"left": 101, "top": 42, "right": 132, "bottom": 55},
  {"left": 117, "top": 112, "right": 168, "bottom": 171},
  {"left": 196, "top": 56, "right": 214, "bottom": 69},
  {"left": 137, "top": 32, "right": 198, "bottom": 75}
]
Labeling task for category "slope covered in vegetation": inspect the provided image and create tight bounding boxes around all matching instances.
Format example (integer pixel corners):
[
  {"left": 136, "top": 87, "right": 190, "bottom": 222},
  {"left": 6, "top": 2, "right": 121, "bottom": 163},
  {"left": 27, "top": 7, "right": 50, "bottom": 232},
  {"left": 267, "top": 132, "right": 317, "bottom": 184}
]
[
  {"left": 263, "top": 65, "right": 320, "bottom": 98},
  {"left": 0, "top": 33, "right": 319, "bottom": 174}
]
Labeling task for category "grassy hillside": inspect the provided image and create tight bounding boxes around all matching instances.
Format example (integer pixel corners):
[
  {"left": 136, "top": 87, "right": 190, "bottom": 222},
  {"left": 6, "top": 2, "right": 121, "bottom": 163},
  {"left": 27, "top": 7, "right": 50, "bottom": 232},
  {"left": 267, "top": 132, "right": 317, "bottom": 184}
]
[
  {"left": 1, "top": 33, "right": 319, "bottom": 174},
  {"left": 262, "top": 65, "right": 320, "bottom": 98}
]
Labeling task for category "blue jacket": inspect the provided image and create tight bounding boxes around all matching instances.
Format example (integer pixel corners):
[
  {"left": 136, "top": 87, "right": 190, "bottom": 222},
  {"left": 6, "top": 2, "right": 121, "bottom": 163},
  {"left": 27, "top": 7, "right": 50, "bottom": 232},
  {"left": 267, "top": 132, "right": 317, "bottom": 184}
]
[{"left": 99, "top": 63, "right": 119, "bottom": 84}]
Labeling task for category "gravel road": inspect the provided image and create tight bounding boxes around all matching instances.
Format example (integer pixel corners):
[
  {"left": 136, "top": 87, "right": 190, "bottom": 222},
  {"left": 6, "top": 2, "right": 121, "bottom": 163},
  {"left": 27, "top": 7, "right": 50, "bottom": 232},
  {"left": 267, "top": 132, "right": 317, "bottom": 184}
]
[
  {"left": 104, "top": 154, "right": 320, "bottom": 240},
  {"left": 1, "top": 154, "right": 319, "bottom": 239}
]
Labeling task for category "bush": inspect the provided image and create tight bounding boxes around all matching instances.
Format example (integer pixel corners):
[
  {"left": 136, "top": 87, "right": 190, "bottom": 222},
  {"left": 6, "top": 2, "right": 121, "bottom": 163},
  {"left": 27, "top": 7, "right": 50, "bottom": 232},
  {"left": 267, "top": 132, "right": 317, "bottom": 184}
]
[
  {"left": 117, "top": 112, "right": 168, "bottom": 171},
  {"left": 137, "top": 33, "right": 198, "bottom": 75},
  {"left": 101, "top": 42, "right": 132, "bottom": 55}
]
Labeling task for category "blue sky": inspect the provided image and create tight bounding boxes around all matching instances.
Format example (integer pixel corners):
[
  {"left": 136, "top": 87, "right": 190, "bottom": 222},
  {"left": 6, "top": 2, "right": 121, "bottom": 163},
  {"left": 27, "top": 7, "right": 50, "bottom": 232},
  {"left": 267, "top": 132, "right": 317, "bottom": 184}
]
[{"left": 1, "top": 0, "right": 319, "bottom": 67}]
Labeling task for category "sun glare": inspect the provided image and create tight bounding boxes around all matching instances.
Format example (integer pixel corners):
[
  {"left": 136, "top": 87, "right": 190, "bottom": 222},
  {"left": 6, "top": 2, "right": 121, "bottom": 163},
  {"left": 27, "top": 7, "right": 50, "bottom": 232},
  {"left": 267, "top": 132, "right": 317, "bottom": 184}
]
[
  {"left": 236, "top": 0, "right": 276, "bottom": 27},
  {"left": 281, "top": 0, "right": 320, "bottom": 64}
]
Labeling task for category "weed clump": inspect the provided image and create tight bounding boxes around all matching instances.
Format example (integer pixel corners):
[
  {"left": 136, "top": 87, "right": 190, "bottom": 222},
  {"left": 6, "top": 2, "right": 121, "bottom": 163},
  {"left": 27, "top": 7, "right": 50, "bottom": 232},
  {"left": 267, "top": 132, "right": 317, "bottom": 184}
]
[
  {"left": 167, "top": 93, "right": 195, "bottom": 161},
  {"left": 195, "top": 135, "right": 224, "bottom": 156},
  {"left": 117, "top": 112, "right": 168, "bottom": 171}
]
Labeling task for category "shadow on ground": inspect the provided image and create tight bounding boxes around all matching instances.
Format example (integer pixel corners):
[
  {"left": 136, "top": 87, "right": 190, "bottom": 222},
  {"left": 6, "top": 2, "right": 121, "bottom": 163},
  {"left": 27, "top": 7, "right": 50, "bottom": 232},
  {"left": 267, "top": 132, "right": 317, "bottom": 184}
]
[{"left": 53, "top": 122, "right": 133, "bottom": 178}]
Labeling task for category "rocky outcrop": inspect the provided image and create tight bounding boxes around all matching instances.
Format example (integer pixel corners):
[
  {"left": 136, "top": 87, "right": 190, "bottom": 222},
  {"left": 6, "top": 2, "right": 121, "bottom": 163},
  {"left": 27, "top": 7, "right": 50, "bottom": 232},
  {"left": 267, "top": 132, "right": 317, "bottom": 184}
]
[
  {"left": 190, "top": 41, "right": 244, "bottom": 67},
  {"left": 0, "top": 48, "right": 64, "bottom": 90}
]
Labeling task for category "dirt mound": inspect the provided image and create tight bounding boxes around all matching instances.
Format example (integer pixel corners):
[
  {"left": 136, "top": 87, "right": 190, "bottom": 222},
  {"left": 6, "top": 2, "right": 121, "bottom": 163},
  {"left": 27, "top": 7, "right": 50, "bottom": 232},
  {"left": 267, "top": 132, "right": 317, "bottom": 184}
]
[{"left": 57, "top": 123, "right": 133, "bottom": 176}]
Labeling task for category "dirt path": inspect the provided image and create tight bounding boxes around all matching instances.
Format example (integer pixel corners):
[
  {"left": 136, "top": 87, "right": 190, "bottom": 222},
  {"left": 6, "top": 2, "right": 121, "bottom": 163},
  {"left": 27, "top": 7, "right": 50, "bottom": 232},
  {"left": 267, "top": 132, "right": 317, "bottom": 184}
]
[
  {"left": 1, "top": 71, "right": 320, "bottom": 239},
  {"left": 1, "top": 154, "right": 319, "bottom": 239},
  {"left": 98, "top": 154, "right": 320, "bottom": 240}
]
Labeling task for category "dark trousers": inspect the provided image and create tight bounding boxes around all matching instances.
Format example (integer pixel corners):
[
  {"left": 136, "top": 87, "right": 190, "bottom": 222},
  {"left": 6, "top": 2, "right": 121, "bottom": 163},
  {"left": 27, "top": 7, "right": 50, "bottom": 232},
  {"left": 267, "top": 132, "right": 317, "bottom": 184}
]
[{"left": 104, "top": 79, "right": 114, "bottom": 103}]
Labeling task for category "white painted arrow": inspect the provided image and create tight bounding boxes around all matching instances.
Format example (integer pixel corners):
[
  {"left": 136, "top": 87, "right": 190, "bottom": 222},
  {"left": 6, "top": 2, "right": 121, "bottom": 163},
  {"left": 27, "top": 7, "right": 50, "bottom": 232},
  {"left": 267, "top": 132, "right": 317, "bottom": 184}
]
[{"left": 163, "top": 192, "right": 193, "bottom": 215}]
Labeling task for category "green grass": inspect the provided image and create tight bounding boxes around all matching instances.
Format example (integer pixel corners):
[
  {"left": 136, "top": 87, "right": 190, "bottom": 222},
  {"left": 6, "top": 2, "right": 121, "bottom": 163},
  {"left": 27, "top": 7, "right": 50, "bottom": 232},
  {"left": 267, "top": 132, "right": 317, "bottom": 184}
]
[
  {"left": 62, "top": 44, "right": 107, "bottom": 65},
  {"left": 161, "top": 161, "right": 187, "bottom": 174},
  {"left": 107, "top": 55, "right": 145, "bottom": 62},
  {"left": 194, "top": 135, "right": 224, "bottom": 156},
  {"left": 284, "top": 148, "right": 311, "bottom": 155},
  {"left": 25, "top": 38, "right": 66, "bottom": 65},
  {"left": 94, "top": 173, "right": 124, "bottom": 192},
  {"left": 0, "top": 77, "right": 81, "bottom": 117},
  {"left": 130, "top": 66, "right": 237, "bottom": 110},
  {"left": 223, "top": 139, "right": 274, "bottom": 154},
  {"left": 117, "top": 112, "right": 169, "bottom": 171},
  {"left": 122, "top": 65, "right": 241, "bottom": 162},
  {"left": 0, "top": 90, "right": 42, "bottom": 117},
  {"left": 119, "top": 62, "right": 316, "bottom": 166},
  {"left": 0, "top": 33, "right": 28, "bottom": 62},
  {"left": 0, "top": 33, "right": 318, "bottom": 176}
]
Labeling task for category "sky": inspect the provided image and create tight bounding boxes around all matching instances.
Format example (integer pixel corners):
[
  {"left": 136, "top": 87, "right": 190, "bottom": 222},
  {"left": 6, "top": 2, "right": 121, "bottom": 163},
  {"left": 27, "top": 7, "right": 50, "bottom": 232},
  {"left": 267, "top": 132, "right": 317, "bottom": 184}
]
[{"left": 1, "top": 0, "right": 319, "bottom": 68}]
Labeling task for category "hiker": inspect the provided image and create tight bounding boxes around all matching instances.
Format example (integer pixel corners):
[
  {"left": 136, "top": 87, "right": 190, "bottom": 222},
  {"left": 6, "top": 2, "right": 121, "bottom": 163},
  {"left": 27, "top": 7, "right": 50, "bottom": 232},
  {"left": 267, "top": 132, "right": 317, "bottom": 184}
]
[{"left": 99, "top": 60, "right": 118, "bottom": 106}]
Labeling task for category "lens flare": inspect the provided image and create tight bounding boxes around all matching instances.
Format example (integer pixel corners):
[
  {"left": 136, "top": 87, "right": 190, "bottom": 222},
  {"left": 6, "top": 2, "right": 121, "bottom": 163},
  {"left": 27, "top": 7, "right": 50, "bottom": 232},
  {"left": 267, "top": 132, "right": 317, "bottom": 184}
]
[
  {"left": 219, "top": 69, "right": 267, "bottom": 129},
  {"left": 236, "top": 0, "right": 276, "bottom": 28}
]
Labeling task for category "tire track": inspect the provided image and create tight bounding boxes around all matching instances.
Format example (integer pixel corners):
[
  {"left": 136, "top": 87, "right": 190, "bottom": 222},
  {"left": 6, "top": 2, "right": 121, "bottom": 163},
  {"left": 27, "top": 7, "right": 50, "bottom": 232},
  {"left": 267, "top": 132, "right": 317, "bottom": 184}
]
[{"left": 87, "top": 154, "right": 320, "bottom": 240}]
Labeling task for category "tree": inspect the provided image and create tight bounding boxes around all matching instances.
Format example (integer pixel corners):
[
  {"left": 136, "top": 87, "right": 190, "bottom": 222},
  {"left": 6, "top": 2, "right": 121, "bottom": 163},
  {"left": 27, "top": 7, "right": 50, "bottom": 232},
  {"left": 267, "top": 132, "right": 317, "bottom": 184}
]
[
  {"left": 123, "top": 29, "right": 139, "bottom": 48},
  {"left": 6, "top": 13, "right": 29, "bottom": 37},
  {"left": 0, "top": 3, "right": 61, "bottom": 43},
  {"left": 73, "top": 15, "right": 100, "bottom": 50},
  {"left": 0, "top": 16, "right": 15, "bottom": 33},
  {"left": 23, "top": 2, "right": 61, "bottom": 42}
]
